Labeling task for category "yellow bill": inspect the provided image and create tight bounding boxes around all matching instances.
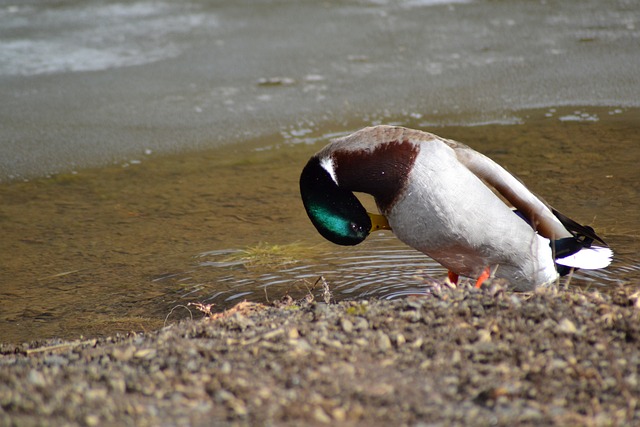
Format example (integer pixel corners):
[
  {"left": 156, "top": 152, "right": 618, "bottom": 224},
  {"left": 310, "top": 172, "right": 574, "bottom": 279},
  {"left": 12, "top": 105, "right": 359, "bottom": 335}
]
[{"left": 368, "top": 212, "right": 392, "bottom": 232}]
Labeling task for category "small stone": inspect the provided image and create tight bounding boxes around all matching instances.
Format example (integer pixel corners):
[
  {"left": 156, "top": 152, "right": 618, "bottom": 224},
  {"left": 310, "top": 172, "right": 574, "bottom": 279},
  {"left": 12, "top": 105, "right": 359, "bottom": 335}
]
[
  {"left": 400, "top": 310, "right": 422, "bottom": 323},
  {"left": 321, "top": 338, "right": 343, "bottom": 349},
  {"left": 353, "top": 338, "right": 368, "bottom": 346},
  {"left": 231, "top": 313, "right": 255, "bottom": 330},
  {"left": 111, "top": 346, "right": 134, "bottom": 362},
  {"left": 510, "top": 295, "right": 522, "bottom": 306},
  {"left": 314, "top": 303, "right": 331, "bottom": 318},
  {"left": 477, "top": 329, "right": 492, "bottom": 343},
  {"left": 332, "top": 407, "right": 347, "bottom": 421},
  {"left": 558, "top": 318, "right": 578, "bottom": 334},
  {"left": 393, "top": 333, "right": 406, "bottom": 347},
  {"left": 109, "top": 377, "right": 126, "bottom": 394},
  {"left": 625, "top": 373, "right": 638, "bottom": 388},
  {"left": 230, "top": 398, "right": 248, "bottom": 416},
  {"left": 312, "top": 406, "right": 332, "bottom": 424},
  {"left": 133, "top": 348, "right": 156, "bottom": 359},
  {"left": 291, "top": 338, "right": 312, "bottom": 353},
  {"left": 377, "top": 332, "right": 392, "bottom": 352},
  {"left": 85, "top": 387, "right": 108, "bottom": 400},
  {"left": 419, "top": 359, "right": 432, "bottom": 370},
  {"left": 404, "top": 299, "right": 425, "bottom": 310},
  {"left": 340, "top": 318, "right": 354, "bottom": 334},
  {"left": 44, "top": 355, "right": 68, "bottom": 366},
  {"left": 411, "top": 338, "right": 424, "bottom": 349},
  {"left": 27, "top": 369, "right": 46, "bottom": 387},
  {"left": 215, "top": 389, "right": 235, "bottom": 403},
  {"left": 262, "top": 328, "right": 285, "bottom": 341},
  {"left": 550, "top": 359, "right": 568, "bottom": 370},
  {"left": 220, "top": 361, "right": 232, "bottom": 374},
  {"left": 368, "top": 383, "right": 395, "bottom": 397},
  {"left": 85, "top": 415, "right": 100, "bottom": 427},
  {"left": 257, "top": 387, "right": 272, "bottom": 399},
  {"left": 353, "top": 318, "right": 369, "bottom": 330}
]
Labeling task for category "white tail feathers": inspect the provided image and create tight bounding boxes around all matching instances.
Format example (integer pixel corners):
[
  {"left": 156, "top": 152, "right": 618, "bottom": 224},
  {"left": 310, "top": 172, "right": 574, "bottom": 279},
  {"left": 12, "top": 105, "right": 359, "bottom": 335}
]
[{"left": 556, "top": 246, "right": 614, "bottom": 270}]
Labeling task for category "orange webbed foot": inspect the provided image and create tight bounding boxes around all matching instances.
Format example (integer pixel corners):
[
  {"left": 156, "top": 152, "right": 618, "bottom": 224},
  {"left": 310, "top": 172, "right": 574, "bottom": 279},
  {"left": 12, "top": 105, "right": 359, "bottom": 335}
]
[{"left": 474, "top": 267, "right": 491, "bottom": 288}]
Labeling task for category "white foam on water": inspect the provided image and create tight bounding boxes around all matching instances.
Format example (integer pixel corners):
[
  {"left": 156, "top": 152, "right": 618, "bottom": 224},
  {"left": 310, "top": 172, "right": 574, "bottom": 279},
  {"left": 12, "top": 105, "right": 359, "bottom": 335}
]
[{"left": 0, "top": 2, "right": 214, "bottom": 76}]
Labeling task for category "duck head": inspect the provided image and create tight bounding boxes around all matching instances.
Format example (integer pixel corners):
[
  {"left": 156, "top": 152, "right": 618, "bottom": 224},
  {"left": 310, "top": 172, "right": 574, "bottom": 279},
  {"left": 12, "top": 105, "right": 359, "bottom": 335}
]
[
  {"left": 300, "top": 127, "right": 414, "bottom": 246},
  {"left": 299, "top": 157, "right": 371, "bottom": 245}
]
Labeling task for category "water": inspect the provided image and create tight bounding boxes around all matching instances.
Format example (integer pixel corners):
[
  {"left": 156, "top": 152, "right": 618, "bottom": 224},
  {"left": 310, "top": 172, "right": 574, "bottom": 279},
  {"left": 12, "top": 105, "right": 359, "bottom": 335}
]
[
  {"left": 1, "top": 0, "right": 639, "bottom": 180},
  {"left": 1, "top": 106, "right": 638, "bottom": 344}
]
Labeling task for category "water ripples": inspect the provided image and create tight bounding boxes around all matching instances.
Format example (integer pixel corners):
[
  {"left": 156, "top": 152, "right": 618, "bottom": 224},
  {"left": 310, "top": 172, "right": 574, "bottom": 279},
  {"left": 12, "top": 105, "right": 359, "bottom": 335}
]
[{"left": 161, "top": 234, "right": 637, "bottom": 312}]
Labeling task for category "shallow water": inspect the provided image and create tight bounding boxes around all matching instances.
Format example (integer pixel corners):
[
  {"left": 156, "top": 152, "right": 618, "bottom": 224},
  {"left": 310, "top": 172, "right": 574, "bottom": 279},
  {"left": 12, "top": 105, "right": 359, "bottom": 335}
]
[{"left": 0, "top": 106, "right": 638, "bottom": 344}]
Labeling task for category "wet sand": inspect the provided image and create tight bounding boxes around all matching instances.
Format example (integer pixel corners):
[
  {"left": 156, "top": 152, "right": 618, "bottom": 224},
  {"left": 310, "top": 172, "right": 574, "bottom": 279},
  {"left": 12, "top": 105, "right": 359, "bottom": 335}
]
[{"left": 2, "top": 282, "right": 639, "bottom": 426}]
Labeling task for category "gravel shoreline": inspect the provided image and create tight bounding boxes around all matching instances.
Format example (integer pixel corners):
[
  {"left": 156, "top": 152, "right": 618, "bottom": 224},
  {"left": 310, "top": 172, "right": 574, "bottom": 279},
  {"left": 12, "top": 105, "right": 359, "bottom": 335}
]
[{"left": 2, "top": 283, "right": 639, "bottom": 426}]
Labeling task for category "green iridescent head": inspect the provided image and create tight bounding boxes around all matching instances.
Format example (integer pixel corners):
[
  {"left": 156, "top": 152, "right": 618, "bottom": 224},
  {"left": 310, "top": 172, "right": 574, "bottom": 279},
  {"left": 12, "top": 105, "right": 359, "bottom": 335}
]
[{"left": 299, "top": 157, "right": 371, "bottom": 246}]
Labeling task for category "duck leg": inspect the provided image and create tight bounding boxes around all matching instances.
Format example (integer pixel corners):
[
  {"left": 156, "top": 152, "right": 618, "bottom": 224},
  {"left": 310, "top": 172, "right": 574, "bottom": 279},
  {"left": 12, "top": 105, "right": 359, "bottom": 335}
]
[
  {"left": 447, "top": 271, "right": 459, "bottom": 285},
  {"left": 474, "top": 267, "right": 491, "bottom": 288}
]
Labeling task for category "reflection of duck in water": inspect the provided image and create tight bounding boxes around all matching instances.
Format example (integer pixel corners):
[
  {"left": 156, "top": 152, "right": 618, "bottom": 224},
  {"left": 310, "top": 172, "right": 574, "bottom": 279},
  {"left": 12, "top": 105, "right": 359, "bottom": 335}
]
[{"left": 299, "top": 125, "right": 612, "bottom": 291}]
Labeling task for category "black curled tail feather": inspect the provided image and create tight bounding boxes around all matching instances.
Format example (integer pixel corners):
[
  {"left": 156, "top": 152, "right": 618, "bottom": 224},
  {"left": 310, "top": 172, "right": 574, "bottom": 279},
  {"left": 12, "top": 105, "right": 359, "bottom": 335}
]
[{"left": 552, "top": 208, "right": 607, "bottom": 247}]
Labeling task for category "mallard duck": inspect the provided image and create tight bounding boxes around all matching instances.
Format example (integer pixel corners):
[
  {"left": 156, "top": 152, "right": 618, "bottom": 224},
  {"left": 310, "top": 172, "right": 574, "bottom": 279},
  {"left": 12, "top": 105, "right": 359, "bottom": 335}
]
[{"left": 299, "top": 125, "right": 612, "bottom": 291}]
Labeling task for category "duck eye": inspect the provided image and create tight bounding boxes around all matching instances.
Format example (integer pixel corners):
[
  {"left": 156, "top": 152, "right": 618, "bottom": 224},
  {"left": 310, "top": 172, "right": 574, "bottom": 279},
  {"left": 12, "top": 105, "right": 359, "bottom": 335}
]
[{"left": 351, "top": 222, "right": 366, "bottom": 233}]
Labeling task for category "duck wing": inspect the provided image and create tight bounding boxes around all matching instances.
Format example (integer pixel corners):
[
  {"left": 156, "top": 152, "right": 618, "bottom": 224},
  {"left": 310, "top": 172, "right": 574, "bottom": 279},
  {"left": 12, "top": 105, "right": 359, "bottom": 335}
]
[
  {"left": 448, "top": 140, "right": 613, "bottom": 270},
  {"left": 446, "top": 139, "right": 572, "bottom": 241}
]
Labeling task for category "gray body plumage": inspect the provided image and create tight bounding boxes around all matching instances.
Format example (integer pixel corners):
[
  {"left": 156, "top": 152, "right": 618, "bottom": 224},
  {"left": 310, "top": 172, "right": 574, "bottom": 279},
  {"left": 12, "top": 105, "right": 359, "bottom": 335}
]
[{"left": 386, "top": 136, "right": 558, "bottom": 290}]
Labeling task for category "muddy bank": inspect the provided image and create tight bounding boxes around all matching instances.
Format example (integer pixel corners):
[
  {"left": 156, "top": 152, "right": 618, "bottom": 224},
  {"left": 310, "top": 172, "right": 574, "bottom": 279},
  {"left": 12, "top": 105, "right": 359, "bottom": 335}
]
[{"left": 1, "top": 283, "right": 639, "bottom": 426}]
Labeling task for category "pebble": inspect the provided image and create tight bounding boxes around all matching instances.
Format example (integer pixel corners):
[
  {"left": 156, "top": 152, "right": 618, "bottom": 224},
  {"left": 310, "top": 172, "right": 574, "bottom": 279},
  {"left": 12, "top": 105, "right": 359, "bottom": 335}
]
[
  {"left": 557, "top": 318, "right": 578, "bottom": 334},
  {"left": 133, "top": 348, "right": 157, "bottom": 359},
  {"left": 331, "top": 407, "right": 347, "bottom": 422},
  {"left": 290, "top": 338, "right": 312, "bottom": 353},
  {"left": 353, "top": 317, "right": 369, "bottom": 330},
  {"left": 220, "top": 361, "right": 232, "bottom": 374},
  {"left": 376, "top": 331, "right": 392, "bottom": 352},
  {"left": 85, "top": 414, "right": 100, "bottom": 426},
  {"left": 340, "top": 318, "right": 354, "bottom": 334},
  {"left": 287, "top": 328, "right": 300, "bottom": 339},
  {"left": 27, "top": 369, "right": 46, "bottom": 387},
  {"left": 393, "top": 333, "right": 406, "bottom": 347},
  {"left": 111, "top": 346, "right": 135, "bottom": 361},
  {"left": 312, "top": 407, "right": 332, "bottom": 424}
]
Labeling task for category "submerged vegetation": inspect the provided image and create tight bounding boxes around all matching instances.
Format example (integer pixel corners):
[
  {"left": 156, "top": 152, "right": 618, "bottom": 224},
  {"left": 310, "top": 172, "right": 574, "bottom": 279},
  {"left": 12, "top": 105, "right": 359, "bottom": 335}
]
[{"left": 215, "top": 242, "right": 316, "bottom": 269}]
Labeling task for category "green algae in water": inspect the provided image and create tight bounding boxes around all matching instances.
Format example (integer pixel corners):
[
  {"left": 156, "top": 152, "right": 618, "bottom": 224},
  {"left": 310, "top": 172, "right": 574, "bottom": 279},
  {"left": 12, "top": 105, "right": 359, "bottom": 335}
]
[{"left": 208, "top": 242, "right": 317, "bottom": 270}]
